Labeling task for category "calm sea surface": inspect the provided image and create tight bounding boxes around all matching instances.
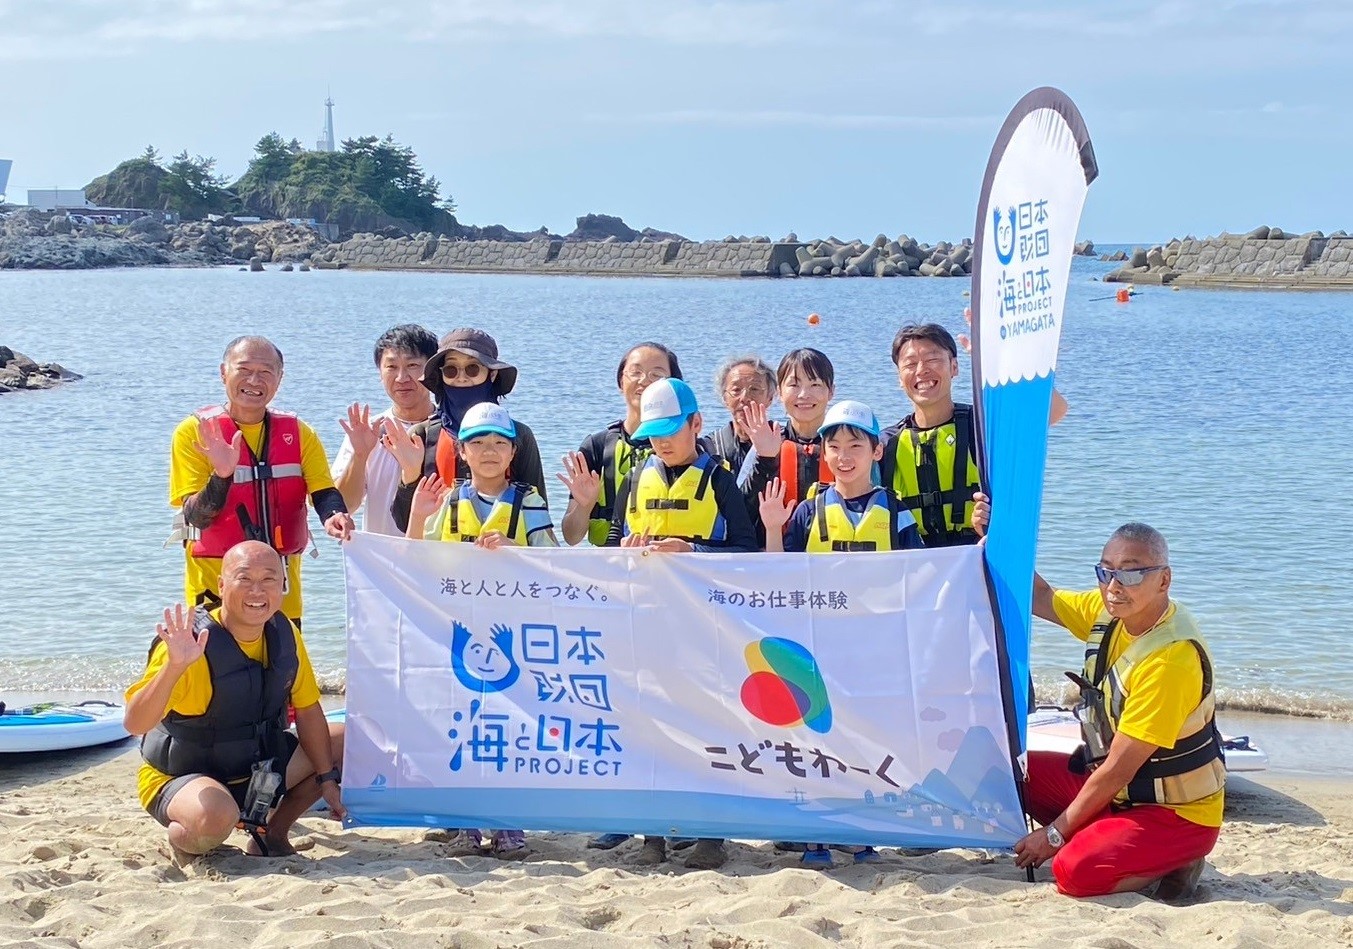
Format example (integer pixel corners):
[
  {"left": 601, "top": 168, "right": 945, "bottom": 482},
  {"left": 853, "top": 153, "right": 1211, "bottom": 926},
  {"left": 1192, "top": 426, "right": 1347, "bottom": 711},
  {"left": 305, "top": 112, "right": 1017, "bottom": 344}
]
[{"left": 1, "top": 259, "right": 1347, "bottom": 721}]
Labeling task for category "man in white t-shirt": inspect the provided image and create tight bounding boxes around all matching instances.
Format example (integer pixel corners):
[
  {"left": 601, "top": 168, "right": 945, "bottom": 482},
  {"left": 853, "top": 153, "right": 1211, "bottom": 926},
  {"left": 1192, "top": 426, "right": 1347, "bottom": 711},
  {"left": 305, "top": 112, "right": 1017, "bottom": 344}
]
[{"left": 333, "top": 325, "right": 439, "bottom": 535}]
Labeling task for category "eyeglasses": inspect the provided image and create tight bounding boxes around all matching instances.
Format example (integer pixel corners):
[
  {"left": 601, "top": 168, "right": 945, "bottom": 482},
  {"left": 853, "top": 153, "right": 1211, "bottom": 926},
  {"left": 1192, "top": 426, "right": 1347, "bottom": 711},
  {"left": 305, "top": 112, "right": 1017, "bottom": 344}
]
[
  {"left": 897, "top": 355, "right": 951, "bottom": 374},
  {"left": 441, "top": 362, "right": 486, "bottom": 381},
  {"left": 623, "top": 368, "right": 671, "bottom": 384},
  {"left": 724, "top": 384, "right": 769, "bottom": 399},
  {"left": 1094, "top": 564, "right": 1167, "bottom": 587}
]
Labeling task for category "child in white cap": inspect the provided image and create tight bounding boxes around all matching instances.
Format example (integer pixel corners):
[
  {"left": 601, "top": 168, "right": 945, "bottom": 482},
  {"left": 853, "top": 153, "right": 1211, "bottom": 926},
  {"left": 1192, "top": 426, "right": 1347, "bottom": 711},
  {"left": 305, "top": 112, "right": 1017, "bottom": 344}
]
[{"left": 406, "top": 402, "right": 557, "bottom": 858}]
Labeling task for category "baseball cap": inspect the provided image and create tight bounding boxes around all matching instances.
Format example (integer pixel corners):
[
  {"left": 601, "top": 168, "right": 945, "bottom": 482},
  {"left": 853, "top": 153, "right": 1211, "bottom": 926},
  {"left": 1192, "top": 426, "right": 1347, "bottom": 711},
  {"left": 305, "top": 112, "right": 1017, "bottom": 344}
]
[
  {"left": 633, "top": 377, "right": 699, "bottom": 440},
  {"left": 817, "top": 400, "right": 880, "bottom": 439},
  {"left": 458, "top": 402, "right": 517, "bottom": 441}
]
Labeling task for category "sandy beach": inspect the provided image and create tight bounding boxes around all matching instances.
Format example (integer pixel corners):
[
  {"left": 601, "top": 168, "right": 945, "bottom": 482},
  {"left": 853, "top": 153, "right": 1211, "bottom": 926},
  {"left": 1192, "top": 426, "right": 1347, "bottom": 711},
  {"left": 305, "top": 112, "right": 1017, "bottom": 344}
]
[{"left": 1, "top": 742, "right": 1349, "bottom": 949}]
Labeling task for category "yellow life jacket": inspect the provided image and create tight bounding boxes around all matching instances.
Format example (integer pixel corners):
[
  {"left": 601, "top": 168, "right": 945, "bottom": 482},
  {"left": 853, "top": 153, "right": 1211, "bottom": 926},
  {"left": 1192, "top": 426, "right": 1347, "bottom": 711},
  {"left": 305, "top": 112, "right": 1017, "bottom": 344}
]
[
  {"left": 428, "top": 480, "right": 533, "bottom": 546},
  {"left": 588, "top": 425, "right": 650, "bottom": 547},
  {"left": 625, "top": 452, "right": 726, "bottom": 542},
  {"left": 806, "top": 485, "right": 898, "bottom": 552},
  {"left": 887, "top": 403, "right": 980, "bottom": 547},
  {"left": 1070, "top": 604, "right": 1226, "bottom": 807}
]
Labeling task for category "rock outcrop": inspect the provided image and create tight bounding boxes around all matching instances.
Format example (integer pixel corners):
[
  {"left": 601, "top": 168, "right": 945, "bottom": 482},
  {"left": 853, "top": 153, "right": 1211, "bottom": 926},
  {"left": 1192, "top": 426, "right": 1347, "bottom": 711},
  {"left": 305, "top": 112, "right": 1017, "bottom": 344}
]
[
  {"left": 0, "top": 208, "right": 327, "bottom": 269},
  {"left": 0, "top": 346, "right": 83, "bottom": 393},
  {"left": 1106, "top": 225, "right": 1353, "bottom": 288}
]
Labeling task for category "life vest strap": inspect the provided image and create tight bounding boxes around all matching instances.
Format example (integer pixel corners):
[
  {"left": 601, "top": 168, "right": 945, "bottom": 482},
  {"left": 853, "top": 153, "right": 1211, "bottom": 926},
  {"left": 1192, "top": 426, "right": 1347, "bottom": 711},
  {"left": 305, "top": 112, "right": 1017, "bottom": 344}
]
[
  {"left": 159, "top": 719, "right": 274, "bottom": 745},
  {"left": 831, "top": 540, "right": 877, "bottom": 552},
  {"left": 645, "top": 498, "right": 690, "bottom": 511},
  {"left": 1125, "top": 725, "right": 1224, "bottom": 804},
  {"left": 505, "top": 482, "right": 529, "bottom": 541},
  {"left": 948, "top": 403, "right": 976, "bottom": 532}
]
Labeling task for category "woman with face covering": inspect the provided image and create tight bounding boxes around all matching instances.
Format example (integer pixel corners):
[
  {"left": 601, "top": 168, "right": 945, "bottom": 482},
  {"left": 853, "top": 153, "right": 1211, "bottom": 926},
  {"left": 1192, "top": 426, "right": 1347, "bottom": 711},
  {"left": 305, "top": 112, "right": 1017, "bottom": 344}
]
[
  {"left": 388, "top": 328, "right": 547, "bottom": 535},
  {"left": 556, "top": 342, "right": 684, "bottom": 548}
]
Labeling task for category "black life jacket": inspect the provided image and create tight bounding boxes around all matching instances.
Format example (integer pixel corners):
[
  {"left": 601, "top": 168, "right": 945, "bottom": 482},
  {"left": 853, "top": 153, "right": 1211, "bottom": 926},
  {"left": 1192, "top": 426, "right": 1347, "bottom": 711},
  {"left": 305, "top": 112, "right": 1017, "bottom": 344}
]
[{"left": 140, "top": 607, "right": 297, "bottom": 784}]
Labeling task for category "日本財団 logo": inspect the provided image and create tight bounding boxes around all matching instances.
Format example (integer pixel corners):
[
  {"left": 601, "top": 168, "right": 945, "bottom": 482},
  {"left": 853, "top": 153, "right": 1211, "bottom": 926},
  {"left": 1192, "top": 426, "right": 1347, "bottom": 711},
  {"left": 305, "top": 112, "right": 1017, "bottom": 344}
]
[{"left": 739, "top": 637, "right": 832, "bottom": 734}]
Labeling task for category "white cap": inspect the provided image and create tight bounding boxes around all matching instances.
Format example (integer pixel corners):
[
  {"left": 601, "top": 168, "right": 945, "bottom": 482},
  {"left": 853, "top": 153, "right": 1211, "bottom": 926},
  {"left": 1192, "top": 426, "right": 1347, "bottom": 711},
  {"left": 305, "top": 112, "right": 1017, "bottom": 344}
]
[
  {"left": 817, "top": 400, "right": 880, "bottom": 439},
  {"left": 457, "top": 402, "right": 517, "bottom": 441},
  {"left": 633, "top": 378, "right": 699, "bottom": 440}
]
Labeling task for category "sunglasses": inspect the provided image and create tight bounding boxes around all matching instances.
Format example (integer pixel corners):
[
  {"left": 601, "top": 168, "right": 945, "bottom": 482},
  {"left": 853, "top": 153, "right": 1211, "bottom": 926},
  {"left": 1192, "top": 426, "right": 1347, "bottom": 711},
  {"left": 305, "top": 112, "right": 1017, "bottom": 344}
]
[
  {"left": 1094, "top": 564, "right": 1167, "bottom": 587},
  {"left": 441, "top": 363, "right": 486, "bottom": 381}
]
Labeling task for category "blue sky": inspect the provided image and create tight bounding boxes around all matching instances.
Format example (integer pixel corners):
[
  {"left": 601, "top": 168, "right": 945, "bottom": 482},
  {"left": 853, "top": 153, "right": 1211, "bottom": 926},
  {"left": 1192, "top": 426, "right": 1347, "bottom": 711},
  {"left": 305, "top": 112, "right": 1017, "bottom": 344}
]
[{"left": 2, "top": 0, "right": 1350, "bottom": 242}]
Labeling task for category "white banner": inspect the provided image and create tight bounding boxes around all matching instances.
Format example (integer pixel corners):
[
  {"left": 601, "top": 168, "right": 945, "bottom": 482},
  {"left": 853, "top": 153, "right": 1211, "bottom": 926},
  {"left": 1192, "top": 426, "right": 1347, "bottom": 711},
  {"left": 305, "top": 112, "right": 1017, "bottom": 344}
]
[{"left": 342, "top": 533, "right": 1026, "bottom": 847}]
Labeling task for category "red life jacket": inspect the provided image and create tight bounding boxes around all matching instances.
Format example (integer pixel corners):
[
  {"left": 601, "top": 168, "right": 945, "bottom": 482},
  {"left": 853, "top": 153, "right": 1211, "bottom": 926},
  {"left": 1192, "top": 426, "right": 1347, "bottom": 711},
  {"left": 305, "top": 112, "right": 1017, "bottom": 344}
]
[
  {"left": 778, "top": 437, "right": 830, "bottom": 505},
  {"left": 434, "top": 424, "right": 517, "bottom": 485},
  {"left": 435, "top": 427, "right": 460, "bottom": 485},
  {"left": 190, "top": 406, "right": 310, "bottom": 557}
]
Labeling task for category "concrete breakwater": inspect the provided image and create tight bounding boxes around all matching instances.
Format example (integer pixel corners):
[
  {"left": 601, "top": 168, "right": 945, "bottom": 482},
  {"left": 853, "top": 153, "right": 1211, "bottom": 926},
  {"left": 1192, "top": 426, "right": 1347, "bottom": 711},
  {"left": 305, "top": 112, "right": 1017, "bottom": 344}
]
[
  {"left": 1107, "top": 226, "right": 1353, "bottom": 289},
  {"left": 311, "top": 232, "right": 976, "bottom": 278}
]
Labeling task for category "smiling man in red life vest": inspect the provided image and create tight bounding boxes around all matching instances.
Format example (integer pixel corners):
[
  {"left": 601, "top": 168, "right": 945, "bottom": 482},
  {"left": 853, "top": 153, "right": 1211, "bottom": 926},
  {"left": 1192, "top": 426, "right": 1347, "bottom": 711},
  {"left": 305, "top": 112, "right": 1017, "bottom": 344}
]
[{"left": 170, "top": 336, "right": 354, "bottom": 625}]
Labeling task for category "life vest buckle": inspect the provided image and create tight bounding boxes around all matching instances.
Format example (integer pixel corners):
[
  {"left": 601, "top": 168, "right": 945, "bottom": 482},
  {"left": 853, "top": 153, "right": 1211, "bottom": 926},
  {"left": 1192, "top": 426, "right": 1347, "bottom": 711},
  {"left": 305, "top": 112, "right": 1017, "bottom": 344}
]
[
  {"left": 645, "top": 499, "right": 690, "bottom": 511},
  {"left": 831, "top": 540, "right": 877, "bottom": 552}
]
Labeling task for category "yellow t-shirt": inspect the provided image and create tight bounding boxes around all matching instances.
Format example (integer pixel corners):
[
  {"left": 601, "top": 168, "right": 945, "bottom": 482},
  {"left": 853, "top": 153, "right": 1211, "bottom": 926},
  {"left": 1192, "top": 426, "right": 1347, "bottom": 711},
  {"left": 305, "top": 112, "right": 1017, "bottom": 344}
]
[
  {"left": 169, "top": 412, "right": 336, "bottom": 621},
  {"left": 125, "top": 610, "right": 322, "bottom": 811},
  {"left": 1052, "top": 589, "right": 1224, "bottom": 828}
]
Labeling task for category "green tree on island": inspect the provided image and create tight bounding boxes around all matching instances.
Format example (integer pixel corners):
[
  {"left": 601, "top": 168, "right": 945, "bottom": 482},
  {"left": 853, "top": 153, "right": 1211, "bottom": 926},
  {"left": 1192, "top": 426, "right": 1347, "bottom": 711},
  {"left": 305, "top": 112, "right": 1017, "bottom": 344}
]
[
  {"left": 85, "top": 148, "right": 237, "bottom": 218},
  {"left": 233, "top": 132, "right": 456, "bottom": 235},
  {"left": 86, "top": 132, "right": 457, "bottom": 234}
]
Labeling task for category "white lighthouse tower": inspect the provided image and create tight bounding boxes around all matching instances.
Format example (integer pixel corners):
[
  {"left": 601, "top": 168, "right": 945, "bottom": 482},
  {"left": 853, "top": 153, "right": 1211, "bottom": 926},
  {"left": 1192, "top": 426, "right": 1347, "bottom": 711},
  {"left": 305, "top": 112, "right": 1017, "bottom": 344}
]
[{"left": 316, "top": 94, "right": 336, "bottom": 152}]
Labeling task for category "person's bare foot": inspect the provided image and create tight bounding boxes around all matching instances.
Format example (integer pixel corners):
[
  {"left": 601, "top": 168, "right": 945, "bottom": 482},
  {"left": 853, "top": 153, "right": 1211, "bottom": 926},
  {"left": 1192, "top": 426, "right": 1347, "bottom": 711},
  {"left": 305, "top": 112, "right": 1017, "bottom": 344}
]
[
  {"left": 169, "top": 844, "right": 199, "bottom": 867},
  {"left": 245, "top": 832, "right": 299, "bottom": 857}
]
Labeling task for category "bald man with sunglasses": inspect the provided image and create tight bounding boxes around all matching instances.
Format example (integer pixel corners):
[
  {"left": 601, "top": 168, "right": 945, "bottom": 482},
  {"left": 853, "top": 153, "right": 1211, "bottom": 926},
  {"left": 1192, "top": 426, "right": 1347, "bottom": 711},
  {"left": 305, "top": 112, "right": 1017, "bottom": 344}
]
[{"left": 1016, "top": 522, "right": 1225, "bottom": 900}]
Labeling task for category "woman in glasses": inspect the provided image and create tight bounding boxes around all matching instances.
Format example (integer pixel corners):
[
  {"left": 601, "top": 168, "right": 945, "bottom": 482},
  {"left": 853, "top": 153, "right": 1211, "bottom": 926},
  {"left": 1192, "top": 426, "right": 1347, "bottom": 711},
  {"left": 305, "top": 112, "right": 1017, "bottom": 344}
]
[
  {"left": 387, "top": 328, "right": 547, "bottom": 534},
  {"left": 556, "top": 342, "right": 684, "bottom": 548}
]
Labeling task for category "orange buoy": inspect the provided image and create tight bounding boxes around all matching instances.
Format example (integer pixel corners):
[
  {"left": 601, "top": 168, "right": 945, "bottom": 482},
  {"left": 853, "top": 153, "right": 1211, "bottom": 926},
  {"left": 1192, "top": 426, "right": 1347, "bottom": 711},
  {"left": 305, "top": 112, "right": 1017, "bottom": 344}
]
[
  {"left": 1115, "top": 288, "right": 1131, "bottom": 303},
  {"left": 807, "top": 313, "right": 821, "bottom": 326}
]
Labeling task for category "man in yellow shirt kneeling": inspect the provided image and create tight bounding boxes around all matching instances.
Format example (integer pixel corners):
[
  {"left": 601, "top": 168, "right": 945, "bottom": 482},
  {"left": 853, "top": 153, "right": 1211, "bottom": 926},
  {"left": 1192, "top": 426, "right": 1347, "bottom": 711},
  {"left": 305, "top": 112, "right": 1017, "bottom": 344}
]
[
  {"left": 1014, "top": 522, "right": 1225, "bottom": 900},
  {"left": 125, "top": 541, "right": 345, "bottom": 862}
]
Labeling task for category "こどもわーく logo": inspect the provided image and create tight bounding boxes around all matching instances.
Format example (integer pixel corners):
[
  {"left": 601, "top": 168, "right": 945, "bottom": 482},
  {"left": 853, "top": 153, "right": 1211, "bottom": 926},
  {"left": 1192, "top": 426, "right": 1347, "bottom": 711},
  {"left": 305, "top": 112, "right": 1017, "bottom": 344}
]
[{"left": 740, "top": 637, "right": 832, "bottom": 734}]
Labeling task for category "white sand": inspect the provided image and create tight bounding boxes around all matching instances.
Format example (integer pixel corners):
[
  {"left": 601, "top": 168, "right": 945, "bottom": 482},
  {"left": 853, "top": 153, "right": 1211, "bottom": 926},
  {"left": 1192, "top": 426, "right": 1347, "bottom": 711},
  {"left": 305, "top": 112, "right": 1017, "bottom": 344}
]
[{"left": 2, "top": 746, "right": 1351, "bottom": 948}]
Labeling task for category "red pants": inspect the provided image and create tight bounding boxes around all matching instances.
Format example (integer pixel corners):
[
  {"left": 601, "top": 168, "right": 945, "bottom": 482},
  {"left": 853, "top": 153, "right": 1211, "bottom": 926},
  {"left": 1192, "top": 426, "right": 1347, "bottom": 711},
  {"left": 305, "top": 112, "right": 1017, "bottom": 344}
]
[{"left": 1025, "top": 751, "right": 1220, "bottom": 897}]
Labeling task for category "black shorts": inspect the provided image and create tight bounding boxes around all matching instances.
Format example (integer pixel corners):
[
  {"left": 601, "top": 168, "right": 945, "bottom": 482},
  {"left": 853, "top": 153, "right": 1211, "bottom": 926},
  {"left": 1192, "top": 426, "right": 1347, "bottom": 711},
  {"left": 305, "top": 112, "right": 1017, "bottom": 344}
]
[{"left": 147, "top": 732, "right": 299, "bottom": 827}]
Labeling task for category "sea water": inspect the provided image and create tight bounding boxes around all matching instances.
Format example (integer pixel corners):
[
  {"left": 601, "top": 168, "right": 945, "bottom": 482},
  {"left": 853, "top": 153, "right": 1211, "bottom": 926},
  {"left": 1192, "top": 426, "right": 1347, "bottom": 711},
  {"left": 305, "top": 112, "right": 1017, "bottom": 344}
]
[{"left": 1, "top": 259, "right": 1346, "bottom": 734}]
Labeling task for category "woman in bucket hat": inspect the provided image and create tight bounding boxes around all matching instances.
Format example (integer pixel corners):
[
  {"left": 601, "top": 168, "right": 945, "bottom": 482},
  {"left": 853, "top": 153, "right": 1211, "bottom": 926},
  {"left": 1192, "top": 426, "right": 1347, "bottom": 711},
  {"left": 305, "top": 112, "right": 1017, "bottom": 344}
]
[{"left": 387, "top": 328, "right": 547, "bottom": 534}]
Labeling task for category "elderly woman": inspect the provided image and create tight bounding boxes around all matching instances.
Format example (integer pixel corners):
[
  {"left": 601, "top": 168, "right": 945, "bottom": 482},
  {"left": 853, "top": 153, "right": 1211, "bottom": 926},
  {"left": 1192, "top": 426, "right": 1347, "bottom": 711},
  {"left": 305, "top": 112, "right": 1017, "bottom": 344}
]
[
  {"left": 706, "top": 354, "right": 779, "bottom": 482},
  {"left": 387, "top": 328, "right": 547, "bottom": 534},
  {"left": 556, "top": 341, "right": 684, "bottom": 547}
]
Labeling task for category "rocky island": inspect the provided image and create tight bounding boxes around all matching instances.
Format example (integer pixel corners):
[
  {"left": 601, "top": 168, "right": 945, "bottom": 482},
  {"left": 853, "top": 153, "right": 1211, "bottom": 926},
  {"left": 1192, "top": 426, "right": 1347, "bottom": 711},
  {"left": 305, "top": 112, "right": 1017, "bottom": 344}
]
[{"left": 0, "top": 346, "right": 82, "bottom": 394}]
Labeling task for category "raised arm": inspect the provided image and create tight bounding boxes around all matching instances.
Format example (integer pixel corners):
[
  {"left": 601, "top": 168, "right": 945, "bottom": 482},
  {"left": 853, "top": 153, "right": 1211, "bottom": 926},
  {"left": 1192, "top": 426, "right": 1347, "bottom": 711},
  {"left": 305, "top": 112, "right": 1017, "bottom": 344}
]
[
  {"left": 124, "top": 604, "right": 205, "bottom": 735},
  {"left": 1033, "top": 570, "right": 1063, "bottom": 627},
  {"left": 179, "top": 415, "right": 242, "bottom": 529}
]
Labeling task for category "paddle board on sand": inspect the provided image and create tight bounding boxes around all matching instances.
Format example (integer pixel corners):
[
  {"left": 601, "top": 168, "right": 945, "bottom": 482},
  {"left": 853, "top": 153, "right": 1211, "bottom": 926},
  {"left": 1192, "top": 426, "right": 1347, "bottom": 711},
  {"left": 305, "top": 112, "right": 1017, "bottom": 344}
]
[
  {"left": 1027, "top": 707, "right": 1268, "bottom": 772},
  {"left": 0, "top": 700, "right": 131, "bottom": 753}
]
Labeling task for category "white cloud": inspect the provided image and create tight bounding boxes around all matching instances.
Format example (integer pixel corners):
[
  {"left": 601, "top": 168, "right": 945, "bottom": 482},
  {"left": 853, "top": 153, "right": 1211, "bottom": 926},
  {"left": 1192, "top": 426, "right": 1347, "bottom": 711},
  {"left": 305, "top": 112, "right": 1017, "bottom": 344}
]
[{"left": 2, "top": 0, "right": 1352, "bottom": 60}]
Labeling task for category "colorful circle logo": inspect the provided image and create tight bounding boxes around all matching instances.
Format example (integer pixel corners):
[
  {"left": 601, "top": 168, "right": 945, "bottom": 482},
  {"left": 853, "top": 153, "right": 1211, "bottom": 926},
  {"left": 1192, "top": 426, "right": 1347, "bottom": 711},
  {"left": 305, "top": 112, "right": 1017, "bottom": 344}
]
[{"left": 740, "top": 637, "right": 832, "bottom": 734}]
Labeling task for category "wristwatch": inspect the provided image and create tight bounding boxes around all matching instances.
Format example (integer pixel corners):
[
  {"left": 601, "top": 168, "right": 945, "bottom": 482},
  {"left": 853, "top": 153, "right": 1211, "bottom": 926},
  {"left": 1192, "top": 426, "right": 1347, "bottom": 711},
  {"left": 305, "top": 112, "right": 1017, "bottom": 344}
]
[
  {"left": 1045, "top": 821, "right": 1065, "bottom": 849},
  {"left": 314, "top": 767, "right": 342, "bottom": 787}
]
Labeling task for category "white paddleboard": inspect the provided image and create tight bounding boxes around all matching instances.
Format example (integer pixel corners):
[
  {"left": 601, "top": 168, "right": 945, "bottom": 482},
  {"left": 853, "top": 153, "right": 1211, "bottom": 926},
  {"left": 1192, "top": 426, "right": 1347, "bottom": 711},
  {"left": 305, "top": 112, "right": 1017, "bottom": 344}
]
[
  {"left": 1027, "top": 707, "right": 1268, "bottom": 773},
  {"left": 0, "top": 701, "right": 131, "bottom": 753}
]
